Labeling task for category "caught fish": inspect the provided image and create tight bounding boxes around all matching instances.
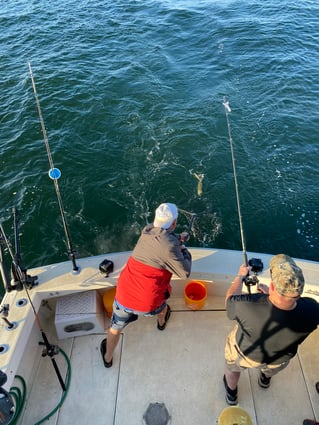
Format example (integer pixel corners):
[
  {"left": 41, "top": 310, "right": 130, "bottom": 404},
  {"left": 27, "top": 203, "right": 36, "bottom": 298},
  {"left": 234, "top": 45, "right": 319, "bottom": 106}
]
[{"left": 193, "top": 173, "right": 204, "bottom": 197}]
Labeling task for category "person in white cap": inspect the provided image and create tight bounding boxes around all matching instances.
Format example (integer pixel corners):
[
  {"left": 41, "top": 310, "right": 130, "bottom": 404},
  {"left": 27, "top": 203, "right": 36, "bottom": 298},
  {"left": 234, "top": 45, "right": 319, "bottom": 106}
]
[{"left": 100, "top": 202, "right": 192, "bottom": 368}]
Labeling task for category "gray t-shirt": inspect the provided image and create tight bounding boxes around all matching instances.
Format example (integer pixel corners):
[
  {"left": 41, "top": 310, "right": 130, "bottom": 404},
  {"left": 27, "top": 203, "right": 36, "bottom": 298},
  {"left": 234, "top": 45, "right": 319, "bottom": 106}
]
[{"left": 227, "top": 293, "right": 319, "bottom": 364}]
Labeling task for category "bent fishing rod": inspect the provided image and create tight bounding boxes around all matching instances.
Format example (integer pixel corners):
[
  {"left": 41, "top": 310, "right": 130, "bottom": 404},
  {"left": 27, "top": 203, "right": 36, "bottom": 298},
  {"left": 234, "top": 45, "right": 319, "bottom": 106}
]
[
  {"left": 28, "top": 62, "right": 79, "bottom": 273},
  {"left": 178, "top": 209, "right": 198, "bottom": 240},
  {"left": 186, "top": 212, "right": 197, "bottom": 235},
  {"left": 222, "top": 98, "right": 263, "bottom": 290}
]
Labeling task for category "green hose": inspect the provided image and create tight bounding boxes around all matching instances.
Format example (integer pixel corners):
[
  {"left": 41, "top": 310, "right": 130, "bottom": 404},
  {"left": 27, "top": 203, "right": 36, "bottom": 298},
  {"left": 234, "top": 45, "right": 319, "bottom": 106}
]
[
  {"left": 35, "top": 347, "right": 72, "bottom": 425},
  {"left": 8, "top": 375, "right": 26, "bottom": 425},
  {"left": 8, "top": 347, "right": 71, "bottom": 425}
]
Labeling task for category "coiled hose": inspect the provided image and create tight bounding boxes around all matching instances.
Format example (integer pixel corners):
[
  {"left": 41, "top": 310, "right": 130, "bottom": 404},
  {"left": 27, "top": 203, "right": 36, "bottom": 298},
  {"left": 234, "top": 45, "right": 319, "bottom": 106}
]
[
  {"left": 7, "top": 375, "right": 26, "bottom": 425},
  {"left": 9, "top": 347, "right": 71, "bottom": 425}
]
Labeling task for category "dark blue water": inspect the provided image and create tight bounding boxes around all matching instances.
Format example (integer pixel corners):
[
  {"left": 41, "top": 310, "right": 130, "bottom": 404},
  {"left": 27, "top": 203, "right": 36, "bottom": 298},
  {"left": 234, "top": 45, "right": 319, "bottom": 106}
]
[{"left": 1, "top": 0, "right": 319, "bottom": 289}]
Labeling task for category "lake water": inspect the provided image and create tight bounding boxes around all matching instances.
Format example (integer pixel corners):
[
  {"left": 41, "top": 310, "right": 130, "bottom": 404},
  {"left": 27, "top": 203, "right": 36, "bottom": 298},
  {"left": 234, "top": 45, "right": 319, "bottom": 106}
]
[{"left": 1, "top": 0, "right": 318, "bottom": 297}]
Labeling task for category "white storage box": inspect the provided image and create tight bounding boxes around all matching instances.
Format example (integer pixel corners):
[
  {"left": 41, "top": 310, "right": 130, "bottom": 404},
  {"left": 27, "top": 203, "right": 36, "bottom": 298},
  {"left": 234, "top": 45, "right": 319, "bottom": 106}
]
[{"left": 55, "top": 291, "right": 105, "bottom": 339}]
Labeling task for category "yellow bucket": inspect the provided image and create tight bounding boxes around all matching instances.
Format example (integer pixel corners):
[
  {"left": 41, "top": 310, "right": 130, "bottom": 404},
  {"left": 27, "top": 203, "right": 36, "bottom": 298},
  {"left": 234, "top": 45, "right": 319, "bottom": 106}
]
[
  {"left": 103, "top": 287, "right": 116, "bottom": 318},
  {"left": 218, "top": 406, "right": 253, "bottom": 425},
  {"left": 184, "top": 281, "right": 207, "bottom": 310}
]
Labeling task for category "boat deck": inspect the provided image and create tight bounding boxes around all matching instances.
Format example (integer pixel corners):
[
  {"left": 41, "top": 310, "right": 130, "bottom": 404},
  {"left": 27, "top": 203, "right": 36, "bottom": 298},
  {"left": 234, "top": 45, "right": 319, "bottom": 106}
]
[
  {"left": 2, "top": 249, "right": 318, "bottom": 425},
  {"left": 15, "top": 296, "right": 319, "bottom": 425}
]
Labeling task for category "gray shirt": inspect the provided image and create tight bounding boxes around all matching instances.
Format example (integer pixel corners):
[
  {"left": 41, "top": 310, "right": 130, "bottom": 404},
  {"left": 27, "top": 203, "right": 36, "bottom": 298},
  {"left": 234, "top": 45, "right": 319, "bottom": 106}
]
[{"left": 132, "top": 225, "right": 192, "bottom": 279}]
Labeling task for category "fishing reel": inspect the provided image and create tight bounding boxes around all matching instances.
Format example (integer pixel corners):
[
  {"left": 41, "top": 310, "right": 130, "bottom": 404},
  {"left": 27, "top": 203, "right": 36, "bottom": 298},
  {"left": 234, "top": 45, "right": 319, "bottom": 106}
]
[
  {"left": 244, "top": 258, "right": 264, "bottom": 289},
  {"left": 99, "top": 258, "right": 114, "bottom": 277}
]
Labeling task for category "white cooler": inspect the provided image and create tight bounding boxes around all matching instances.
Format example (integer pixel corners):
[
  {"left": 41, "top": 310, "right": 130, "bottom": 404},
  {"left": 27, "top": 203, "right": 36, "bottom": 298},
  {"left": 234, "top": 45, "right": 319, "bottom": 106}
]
[{"left": 54, "top": 291, "right": 105, "bottom": 339}]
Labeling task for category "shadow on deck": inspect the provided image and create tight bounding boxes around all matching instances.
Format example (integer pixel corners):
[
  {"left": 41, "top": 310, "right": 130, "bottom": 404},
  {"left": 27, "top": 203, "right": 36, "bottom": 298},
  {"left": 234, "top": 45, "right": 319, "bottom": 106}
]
[{"left": 16, "top": 300, "right": 319, "bottom": 425}]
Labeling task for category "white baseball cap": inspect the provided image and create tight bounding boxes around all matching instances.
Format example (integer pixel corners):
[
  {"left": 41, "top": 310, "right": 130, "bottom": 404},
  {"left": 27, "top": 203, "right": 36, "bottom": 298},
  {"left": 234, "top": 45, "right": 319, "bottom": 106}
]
[{"left": 153, "top": 203, "right": 178, "bottom": 229}]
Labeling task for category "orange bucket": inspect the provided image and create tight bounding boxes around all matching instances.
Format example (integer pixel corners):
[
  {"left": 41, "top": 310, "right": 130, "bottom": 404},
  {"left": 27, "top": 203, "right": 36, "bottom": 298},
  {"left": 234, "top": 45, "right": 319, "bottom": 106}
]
[
  {"left": 103, "top": 287, "right": 116, "bottom": 318},
  {"left": 184, "top": 281, "right": 207, "bottom": 310}
]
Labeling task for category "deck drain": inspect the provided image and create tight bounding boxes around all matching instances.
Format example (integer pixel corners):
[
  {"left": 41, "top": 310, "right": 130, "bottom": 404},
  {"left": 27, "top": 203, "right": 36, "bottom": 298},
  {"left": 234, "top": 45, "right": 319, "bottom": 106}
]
[
  {"left": 16, "top": 298, "right": 28, "bottom": 308},
  {"left": 5, "top": 322, "right": 18, "bottom": 331},
  {"left": 0, "top": 344, "right": 10, "bottom": 355},
  {"left": 143, "top": 402, "right": 171, "bottom": 425}
]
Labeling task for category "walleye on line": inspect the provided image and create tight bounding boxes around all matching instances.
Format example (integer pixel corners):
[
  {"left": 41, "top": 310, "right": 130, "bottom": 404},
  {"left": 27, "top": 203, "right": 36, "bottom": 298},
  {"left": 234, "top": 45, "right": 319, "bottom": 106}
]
[{"left": 193, "top": 172, "right": 204, "bottom": 197}]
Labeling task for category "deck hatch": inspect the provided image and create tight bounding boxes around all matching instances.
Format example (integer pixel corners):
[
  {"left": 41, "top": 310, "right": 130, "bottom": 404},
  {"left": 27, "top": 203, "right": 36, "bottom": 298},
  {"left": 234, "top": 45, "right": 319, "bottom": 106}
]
[{"left": 143, "top": 402, "right": 171, "bottom": 425}]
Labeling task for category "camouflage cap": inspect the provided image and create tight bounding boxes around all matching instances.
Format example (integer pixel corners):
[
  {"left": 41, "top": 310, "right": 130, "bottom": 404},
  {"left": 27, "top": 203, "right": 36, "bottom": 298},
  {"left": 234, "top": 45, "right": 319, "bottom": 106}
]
[{"left": 270, "top": 254, "right": 304, "bottom": 296}]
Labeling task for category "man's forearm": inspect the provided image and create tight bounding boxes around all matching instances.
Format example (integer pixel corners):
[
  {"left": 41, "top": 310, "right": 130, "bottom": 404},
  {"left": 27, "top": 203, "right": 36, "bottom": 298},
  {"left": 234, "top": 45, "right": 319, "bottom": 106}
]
[{"left": 226, "top": 275, "right": 244, "bottom": 295}]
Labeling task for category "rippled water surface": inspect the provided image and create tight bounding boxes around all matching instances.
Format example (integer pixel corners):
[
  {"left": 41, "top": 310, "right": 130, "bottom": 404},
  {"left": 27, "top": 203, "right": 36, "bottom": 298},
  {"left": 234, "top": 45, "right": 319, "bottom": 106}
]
[{"left": 1, "top": 0, "right": 318, "bottom": 288}]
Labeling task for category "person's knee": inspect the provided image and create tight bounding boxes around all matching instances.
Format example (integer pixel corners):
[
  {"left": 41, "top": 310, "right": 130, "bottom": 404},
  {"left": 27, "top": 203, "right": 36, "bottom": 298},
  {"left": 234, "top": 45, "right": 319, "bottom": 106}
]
[{"left": 109, "top": 327, "right": 121, "bottom": 336}]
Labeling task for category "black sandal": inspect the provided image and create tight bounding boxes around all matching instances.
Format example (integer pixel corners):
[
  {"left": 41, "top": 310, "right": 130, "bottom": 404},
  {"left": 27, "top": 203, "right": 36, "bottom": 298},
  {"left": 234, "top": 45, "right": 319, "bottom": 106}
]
[
  {"left": 157, "top": 305, "right": 171, "bottom": 331},
  {"left": 100, "top": 338, "right": 113, "bottom": 368}
]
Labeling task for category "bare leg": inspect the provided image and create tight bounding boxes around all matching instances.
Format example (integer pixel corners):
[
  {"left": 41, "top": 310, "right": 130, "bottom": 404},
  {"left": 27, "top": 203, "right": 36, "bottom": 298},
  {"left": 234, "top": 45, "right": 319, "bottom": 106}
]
[
  {"left": 157, "top": 304, "right": 168, "bottom": 327},
  {"left": 105, "top": 327, "right": 121, "bottom": 363},
  {"left": 224, "top": 367, "right": 240, "bottom": 390}
]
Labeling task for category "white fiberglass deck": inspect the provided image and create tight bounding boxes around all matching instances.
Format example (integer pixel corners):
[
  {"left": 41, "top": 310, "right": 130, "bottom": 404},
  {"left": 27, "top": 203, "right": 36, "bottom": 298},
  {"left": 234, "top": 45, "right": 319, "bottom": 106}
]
[{"left": 16, "top": 300, "right": 319, "bottom": 425}]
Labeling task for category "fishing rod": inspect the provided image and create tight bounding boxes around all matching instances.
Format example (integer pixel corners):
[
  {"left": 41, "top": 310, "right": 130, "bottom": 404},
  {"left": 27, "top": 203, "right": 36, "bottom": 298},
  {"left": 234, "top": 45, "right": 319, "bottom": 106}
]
[
  {"left": 0, "top": 210, "right": 67, "bottom": 392},
  {"left": 178, "top": 209, "right": 198, "bottom": 237},
  {"left": 0, "top": 211, "right": 36, "bottom": 293},
  {"left": 28, "top": 62, "right": 79, "bottom": 274},
  {"left": 222, "top": 98, "right": 248, "bottom": 267},
  {"left": 0, "top": 225, "right": 13, "bottom": 293},
  {"left": 186, "top": 212, "right": 197, "bottom": 235},
  {"left": 177, "top": 210, "right": 197, "bottom": 248},
  {"left": 222, "top": 98, "right": 263, "bottom": 290}
]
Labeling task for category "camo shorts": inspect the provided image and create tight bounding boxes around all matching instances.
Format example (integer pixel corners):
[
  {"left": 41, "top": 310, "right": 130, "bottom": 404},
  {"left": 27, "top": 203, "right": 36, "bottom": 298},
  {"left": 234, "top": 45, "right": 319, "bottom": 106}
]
[{"left": 110, "top": 299, "right": 167, "bottom": 331}]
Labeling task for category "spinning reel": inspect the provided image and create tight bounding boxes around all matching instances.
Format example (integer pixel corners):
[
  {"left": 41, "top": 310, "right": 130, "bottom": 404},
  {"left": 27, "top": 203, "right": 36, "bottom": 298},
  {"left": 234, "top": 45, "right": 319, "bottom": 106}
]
[{"left": 244, "top": 258, "right": 264, "bottom": 291}]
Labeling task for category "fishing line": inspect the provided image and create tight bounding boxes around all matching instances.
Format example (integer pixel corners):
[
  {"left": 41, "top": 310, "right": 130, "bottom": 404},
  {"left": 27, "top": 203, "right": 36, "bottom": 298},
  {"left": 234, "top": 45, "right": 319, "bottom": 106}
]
[
  {"left": 222, "top": 97, "right": 248, "bottom": 266},
  {"left": 178, "top": 208, "right": 198, "bottom": 234},
  {"left": 28, "top": 62, "right": 79, "bottom": 273},
  {"left": 179, "top": 208, "right": 221, "bottom": 247},
  {"left": 185, "top": 212, "right": 197, "bottom": 235}
]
